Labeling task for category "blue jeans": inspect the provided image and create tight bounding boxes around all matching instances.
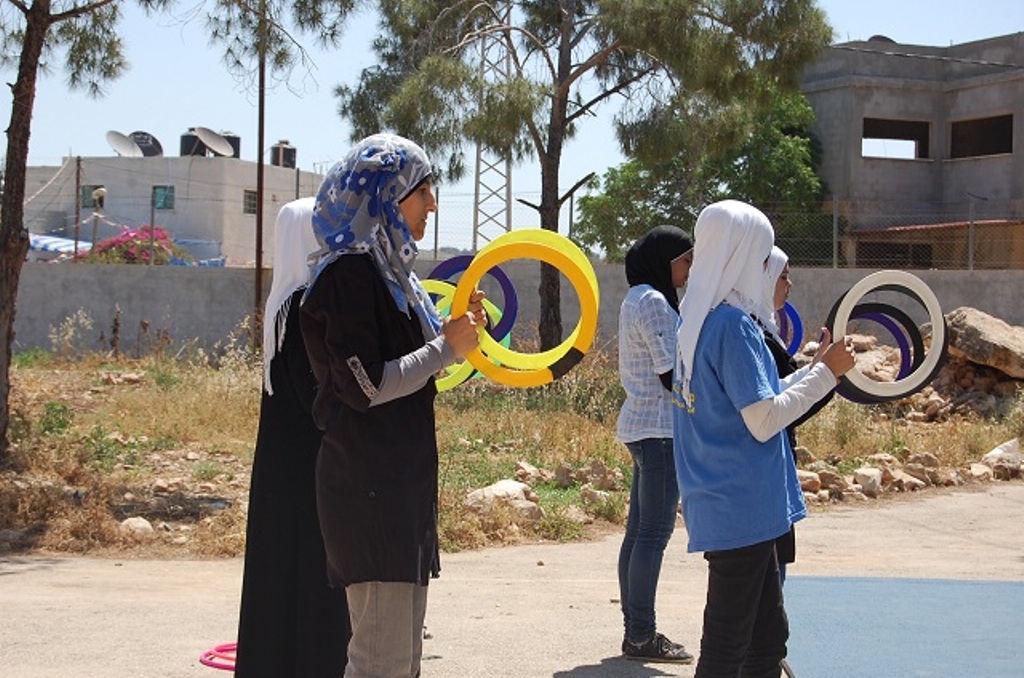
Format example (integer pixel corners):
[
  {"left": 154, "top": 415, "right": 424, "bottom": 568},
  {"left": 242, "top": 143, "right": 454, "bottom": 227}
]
[{"left": 618, "top": 437, "right": 680, "bottom": 643}]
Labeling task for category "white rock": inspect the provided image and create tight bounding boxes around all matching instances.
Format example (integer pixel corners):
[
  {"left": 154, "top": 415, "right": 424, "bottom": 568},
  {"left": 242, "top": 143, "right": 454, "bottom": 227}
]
[
  {"left": 854, "top": 468, "right": 883, "bottom": 498},
  {"left": 969, "top": 463, "right": 993, "bottom": 481},
  {"left": 119, "top": 516, "right": 154, "bottom": 535},
  {"left": 464, "top": 479, "right": 536, "bottom": 510},
  {"left": 982, "top": 438, "right": 1021, "bottom": 472}
]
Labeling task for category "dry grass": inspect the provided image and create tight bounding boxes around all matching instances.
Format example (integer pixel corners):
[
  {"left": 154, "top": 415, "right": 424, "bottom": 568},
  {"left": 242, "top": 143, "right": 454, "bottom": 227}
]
[
  {"left": 1, "top": 330, "right": 1021, "bottom": 559},
  {"left": 797, "top": 397, "right": 1022, "bottom": 473}
]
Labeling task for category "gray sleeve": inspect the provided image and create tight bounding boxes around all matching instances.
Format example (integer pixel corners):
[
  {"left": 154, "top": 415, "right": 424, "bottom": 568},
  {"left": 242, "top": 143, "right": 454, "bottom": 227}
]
[{"left": 369, "top": 336, "right": 457, "bottom": 406}]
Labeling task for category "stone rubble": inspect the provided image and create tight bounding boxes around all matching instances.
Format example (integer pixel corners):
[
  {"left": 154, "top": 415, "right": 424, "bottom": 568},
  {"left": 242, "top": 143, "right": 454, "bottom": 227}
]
[
  {"left": 464, "top": 306, "right": 1024, "bottom": 521},
  {"left": 7, "top": 307, "right": 1020, "bottom": 554}
]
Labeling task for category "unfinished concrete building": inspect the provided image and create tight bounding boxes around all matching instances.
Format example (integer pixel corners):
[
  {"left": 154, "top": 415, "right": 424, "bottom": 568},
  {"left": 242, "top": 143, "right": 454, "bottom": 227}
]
[{"left": 801, "top": 32, "right": 1024, "bottom": 268}]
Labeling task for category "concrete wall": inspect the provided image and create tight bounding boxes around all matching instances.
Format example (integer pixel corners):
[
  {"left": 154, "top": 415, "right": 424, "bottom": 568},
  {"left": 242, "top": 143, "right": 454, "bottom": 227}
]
[{"left": 13, "top": 261, "right": 1024, "bottom": 355}]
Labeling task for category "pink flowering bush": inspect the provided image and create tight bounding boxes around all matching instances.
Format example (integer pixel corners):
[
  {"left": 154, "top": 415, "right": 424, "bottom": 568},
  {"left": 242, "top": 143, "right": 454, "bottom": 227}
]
[{"left": 76, "top": 226, "right": 194, "bottom": 265}]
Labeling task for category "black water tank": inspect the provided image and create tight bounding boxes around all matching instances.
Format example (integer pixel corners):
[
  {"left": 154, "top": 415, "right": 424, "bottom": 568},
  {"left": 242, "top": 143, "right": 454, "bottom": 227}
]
[
  {"left": 180, "top": 128, "right": 207, "bottom": 156},
  {"left": 270, "top": 140, "right": 296, "bottom": 169},
  {"left": 221, "top": 132, "right": 241, "bottom": 159}
]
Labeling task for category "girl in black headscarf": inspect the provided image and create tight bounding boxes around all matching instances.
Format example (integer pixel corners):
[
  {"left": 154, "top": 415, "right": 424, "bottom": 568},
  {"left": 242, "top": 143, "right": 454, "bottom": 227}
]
[{"left": 616, "top": 225, "right": 696, "bottom": 663}]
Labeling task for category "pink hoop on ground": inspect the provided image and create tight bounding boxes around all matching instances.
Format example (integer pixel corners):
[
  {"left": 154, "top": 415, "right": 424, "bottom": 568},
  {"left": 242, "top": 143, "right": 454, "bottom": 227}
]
[{"left": 199, "top": 642, "right": 237, "bottom": 671}]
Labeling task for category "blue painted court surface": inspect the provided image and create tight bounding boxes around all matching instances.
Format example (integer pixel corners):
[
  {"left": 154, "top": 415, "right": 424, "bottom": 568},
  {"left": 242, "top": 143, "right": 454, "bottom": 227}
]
[{"left": 785, "top": 577, "right": 1024, "bottom": 677}]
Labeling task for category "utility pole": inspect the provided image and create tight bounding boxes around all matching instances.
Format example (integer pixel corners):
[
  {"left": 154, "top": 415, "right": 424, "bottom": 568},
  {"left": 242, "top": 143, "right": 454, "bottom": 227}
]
[
  {"left": 471, "top": 0, "right": 513, "bottom": 252},
  {"left": 73, "top": 157, "right": 81, "bottom": 257},
  {"left": 253, "top": 0, "right": 267, "bottom": 348}
]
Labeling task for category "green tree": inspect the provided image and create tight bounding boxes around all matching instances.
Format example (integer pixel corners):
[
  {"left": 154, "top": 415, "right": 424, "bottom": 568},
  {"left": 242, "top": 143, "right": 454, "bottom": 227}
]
[
  {"left": 0, "top": 0, "right": 357, "bottom": 462},
  {"left": 0, "top": 0, "right": 153, "bottom": 463},
  {"left": 707, "top": 89, "right": 824, "bottom": 210},
  {"left": 705, "top": 90, "right": 831, "bottom": 265},
  {"left": 574, "top": 90, "right": 827, "bottom": 260},
  {"left": 572, "top": 159, "right": 709, "bottom": 262},
  {"left": 335, "top": 0, "right": 832, "bottom": 349}
]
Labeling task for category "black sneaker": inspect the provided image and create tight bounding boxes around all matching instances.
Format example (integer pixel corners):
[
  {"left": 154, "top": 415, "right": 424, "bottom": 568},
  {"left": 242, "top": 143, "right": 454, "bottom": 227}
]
[
  {"left": 622, "top": 634, "right": 681, "bottom": 655},
  {"left": 622, "top": 633, "right": 695, "bottom": 664}
]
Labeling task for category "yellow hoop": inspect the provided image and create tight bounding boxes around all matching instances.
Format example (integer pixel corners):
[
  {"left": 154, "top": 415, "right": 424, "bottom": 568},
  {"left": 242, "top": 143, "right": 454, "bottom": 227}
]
[
  {"left": 451, "top": 229, "right": 599, "bottom": 387},
  {"left": 422, "top": 278, "right": 508, "bottom": 392}
]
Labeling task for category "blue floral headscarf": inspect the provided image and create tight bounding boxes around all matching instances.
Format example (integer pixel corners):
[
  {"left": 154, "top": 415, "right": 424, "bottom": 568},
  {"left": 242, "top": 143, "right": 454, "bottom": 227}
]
[{"left": 305, "top": 133, "right": 442, "bottom": 340}]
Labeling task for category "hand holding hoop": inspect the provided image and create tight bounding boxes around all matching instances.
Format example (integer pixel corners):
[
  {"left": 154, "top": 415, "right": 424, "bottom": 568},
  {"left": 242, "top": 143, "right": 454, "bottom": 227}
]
[
  {"left": 819, "top": 330, "right": 856, "bottom": 382},
  {"left": 450, "top": 229, "right": 600, "bottom": 388},
  {"left": 825, "top": 270, "right": 948, "bottom": 403}
]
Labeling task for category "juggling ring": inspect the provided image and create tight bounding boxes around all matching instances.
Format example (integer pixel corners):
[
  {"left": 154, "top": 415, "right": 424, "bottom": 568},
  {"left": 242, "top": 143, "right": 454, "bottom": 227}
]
[
  {"left": 777, "top": 300, "right": 921, "bottom": 379},
  {"left": 422, "top": 278, "right": 509, "bottom": 392},
  {"left": 460, "top": 229, "right": 599, "bottom": 371},
  {"left": 826, "top": 270, "right": 948, "bottom": 403},
  {"left": 428, "top": 255, "right": 519, "bottom": 341},
  {"left": 199, "top": 642, "right": 236, "bottom": 671},
  {"left": 776, "top": 301, "right": 804, "bottom": 356},
  {"left": 456, "top": 228, "right": 598, "bottom": 372},
  {"left": 451, "top": 231, "right": 599, "bottom": 387},
  {"left": 850, "top": 302, "right": 926, "bottom": 380},
  {"left": 452, "top": 239, "right": 597, "bottom": 387},
  {"left": 836, "top": 303, "right": 926, "bottom": 404}
]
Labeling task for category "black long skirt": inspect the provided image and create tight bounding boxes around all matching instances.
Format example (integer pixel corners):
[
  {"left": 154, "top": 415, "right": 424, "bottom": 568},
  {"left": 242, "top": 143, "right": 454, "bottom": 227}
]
[{"left": 235, "top": 295, "right": 350, "bottom": 677}]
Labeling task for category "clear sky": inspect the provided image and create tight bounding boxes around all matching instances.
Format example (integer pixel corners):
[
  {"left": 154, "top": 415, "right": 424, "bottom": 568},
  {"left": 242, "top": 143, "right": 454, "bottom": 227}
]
[{"left": 6, "top": 0, "right": 1022, "bottom": 199}]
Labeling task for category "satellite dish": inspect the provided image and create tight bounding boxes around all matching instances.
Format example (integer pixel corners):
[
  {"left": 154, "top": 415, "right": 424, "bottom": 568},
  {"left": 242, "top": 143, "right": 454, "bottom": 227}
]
[
  {"left": 105, "top": 130, "right": 143, "bottom": 158},
  {"left": 195, "top": 126, "right": 234, "bottom": 157},
  {"left": 130, "top": 131, "right": 164, "bottom": 157}
]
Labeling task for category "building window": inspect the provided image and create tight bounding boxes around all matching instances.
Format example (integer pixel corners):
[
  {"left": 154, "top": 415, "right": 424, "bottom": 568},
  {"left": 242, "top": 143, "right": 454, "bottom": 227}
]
[
  {"left": 82, "top": 185, "right": 106, "bottom": 209},
  {"left": 153, "top": 185, "right": 175, "bottom": 210},
  {"left": 243, "top": 190, "right": 258, "bottom": 215},
  {"left": 862, "top": 118, "right": 930, "bottom": 159},
  {"left": 950, "top": 114, "right": 1013, "bottom": 159}
]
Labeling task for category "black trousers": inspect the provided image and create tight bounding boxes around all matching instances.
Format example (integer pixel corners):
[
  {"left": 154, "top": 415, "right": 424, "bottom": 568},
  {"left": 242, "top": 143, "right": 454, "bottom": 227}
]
[{"left": 696, "top": 539, "right": 788, "bottom": 678}]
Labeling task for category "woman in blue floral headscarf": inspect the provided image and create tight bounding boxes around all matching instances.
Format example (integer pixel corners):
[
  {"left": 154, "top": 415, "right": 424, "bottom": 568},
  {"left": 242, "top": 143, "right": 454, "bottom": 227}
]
[{"left": 300, "top": 133, "right": 484, "bottom": 678}]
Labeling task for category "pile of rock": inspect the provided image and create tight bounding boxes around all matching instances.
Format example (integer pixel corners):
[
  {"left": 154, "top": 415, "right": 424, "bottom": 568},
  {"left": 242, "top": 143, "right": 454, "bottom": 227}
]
[
  {"left": 464, "top": 459, "right": 625, "bottom": 525},
  {"left": 796, "top": 436, "right": 1022, "bottom": 504},
  {"left": 797, "top": 306, "right": 1023, "bottom": 421},
  {"left": 913, "top": 306, "right": 1023, "bottom": 420}
]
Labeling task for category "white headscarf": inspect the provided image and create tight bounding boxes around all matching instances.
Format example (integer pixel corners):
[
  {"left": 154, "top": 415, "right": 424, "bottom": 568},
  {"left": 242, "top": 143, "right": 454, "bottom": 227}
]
[
  {"left": 676, "top": 200, "right": 775, "bottom": 403},
  {"left": 262, "top": 197, "right": 319, "bottom": 395},
  {"left": 758, "top": 245, "right": 790, "bottom": 343}
]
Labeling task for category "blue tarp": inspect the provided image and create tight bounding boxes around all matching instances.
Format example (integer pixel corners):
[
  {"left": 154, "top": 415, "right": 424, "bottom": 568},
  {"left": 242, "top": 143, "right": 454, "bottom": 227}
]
[
  {"left": 29, "top": 233, "right": 224, "bottom": 266},
  {"left": 29, "top": 233, "right": 91, "bottom": 254}
]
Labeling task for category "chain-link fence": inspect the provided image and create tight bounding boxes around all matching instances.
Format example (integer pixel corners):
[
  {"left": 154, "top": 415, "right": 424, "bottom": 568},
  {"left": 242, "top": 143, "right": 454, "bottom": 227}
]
[
  {"left": 721, "top": 197, "right": 1024, "bottom": 270},
  {"left": 422, "top": 193, "right": 1024, "bottom": 271},
  {"left": 23, "top": 156, "right": 1022, "bottom": 270}
]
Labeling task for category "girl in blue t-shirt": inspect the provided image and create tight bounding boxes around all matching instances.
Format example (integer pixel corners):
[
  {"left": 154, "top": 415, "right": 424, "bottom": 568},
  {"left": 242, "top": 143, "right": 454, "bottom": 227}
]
[{"left": 672, "top": 200, "right": 855, "bottom": 677}]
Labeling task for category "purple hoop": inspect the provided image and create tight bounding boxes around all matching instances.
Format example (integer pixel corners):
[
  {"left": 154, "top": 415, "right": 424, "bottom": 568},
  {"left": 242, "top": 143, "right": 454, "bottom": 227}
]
[
  {"left": 428, "top": 255, "right": 518, "bottom": 340},
  {"left": 776, "top": 301, "right": 803, "bottom": 356},
  {"left": 854, "top": 311, "right": 912, "bottom": 379},
  {"left": 835, "top": 301, "right": 927, "bottom": 404}
]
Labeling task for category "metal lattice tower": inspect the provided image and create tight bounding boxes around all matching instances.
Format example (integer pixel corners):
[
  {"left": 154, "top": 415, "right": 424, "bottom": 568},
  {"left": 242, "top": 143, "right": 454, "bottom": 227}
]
[{"left": 471, "top": 3, "right": 513, "bottom": 252}]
